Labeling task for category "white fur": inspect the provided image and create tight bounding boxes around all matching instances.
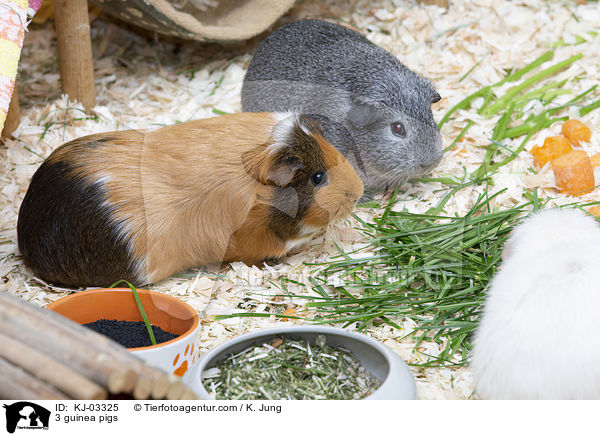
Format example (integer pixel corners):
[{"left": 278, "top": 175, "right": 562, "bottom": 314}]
[
  {"left": 94, "top": 179, "right": 149, "bottom": 284},
  {"left": 284, "top": 225, "right": 319, "bottom": 252},
  {"left": 471, "top": 208, "right": 600, "bottom": 399},
  {"left": 267, "top": 112, "right": 300, "bottom": 155}
]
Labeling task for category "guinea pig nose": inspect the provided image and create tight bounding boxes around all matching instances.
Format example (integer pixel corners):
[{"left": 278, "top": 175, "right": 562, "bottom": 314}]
[{"left": 420, "top": 153, "right": 443, "bottom": 170}]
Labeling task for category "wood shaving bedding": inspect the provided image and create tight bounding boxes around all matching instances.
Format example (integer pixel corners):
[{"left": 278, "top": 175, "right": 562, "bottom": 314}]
[{"left": 1, "top": 0, "right": 599, "bottom": 400}]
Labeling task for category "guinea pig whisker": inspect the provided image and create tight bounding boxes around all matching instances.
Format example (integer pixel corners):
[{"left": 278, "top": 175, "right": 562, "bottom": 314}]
[{"left": 380, "top": 168, "right": 408, "bottom": 191}]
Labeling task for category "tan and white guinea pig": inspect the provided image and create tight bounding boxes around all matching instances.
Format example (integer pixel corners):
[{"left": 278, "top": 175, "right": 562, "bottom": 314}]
[{"left": 17, "top": 112, "right": 364, "bottom": 288}]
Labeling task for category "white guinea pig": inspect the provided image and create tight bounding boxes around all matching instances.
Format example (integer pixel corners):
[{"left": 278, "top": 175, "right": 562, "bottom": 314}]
[{"left": 471, "top": 208, "right": 600, "bottom": 399}]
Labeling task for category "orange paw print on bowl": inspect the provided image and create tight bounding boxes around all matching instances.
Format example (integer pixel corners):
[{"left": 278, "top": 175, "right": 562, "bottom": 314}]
[{"left": 172, "top": 343, "right": 197, "bottom": 377}]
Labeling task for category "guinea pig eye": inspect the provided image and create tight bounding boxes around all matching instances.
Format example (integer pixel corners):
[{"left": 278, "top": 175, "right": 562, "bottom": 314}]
[
  {"left": 391, "top": 122, "right": 406, "bottom": 137},
  {"left": 311, "top": 171, "right": 327, "bottom": 186}
]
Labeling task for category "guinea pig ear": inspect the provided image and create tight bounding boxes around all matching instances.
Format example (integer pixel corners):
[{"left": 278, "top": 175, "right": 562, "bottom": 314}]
[
  {"left": 242, "top": 146, "right": 303, "bottom": 188},
  {"left": 266, "top": 157, "right": 303, "bottom": 187},
  {"left": 347, "top": 96, "right": 382, "bottom": 128}
]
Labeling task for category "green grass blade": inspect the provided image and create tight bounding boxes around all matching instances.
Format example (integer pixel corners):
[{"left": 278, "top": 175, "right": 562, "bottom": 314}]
[
  {"left": 109, "top": 280, "right": 157, "bottom": 346},
  {"left": 482, "top": 54, "right": 583, "bottom": 117}
]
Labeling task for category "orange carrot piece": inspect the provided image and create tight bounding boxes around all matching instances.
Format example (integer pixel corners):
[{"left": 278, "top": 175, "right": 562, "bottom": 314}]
[
  {"left": 561, "top": 119, "right": 592, "bottom": 146},
  {"left": 591, "top": 153, "right": 600, "bottom": 167},
  {"left": 529, "top": 135, "right": 573, "bottom": 168},
  {"left": 281, "top": 307, "right": 296, "bottom": 321},
  {"left": 588, "top": 205, "right": 600, "bottom": 218},
  {"left": 552, "top": 150, "right": 595, "bottom": 196}
]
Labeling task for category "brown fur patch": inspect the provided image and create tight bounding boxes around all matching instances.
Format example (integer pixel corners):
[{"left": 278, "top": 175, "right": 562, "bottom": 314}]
[{"left": 133, "top": 113, "right": 281, "bottom": 281}]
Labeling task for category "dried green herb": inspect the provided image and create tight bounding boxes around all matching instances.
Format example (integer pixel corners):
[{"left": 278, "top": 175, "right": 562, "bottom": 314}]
[{"left": 202, "top": 335, "right": 381, "bottom": 400}]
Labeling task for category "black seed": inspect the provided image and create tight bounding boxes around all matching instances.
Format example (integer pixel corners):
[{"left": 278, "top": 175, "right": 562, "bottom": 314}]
[{"left": 83, "top": 319, "right": 178, "bottom": 348}]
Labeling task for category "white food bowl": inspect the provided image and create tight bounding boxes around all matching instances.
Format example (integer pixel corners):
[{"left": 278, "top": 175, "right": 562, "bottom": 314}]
[{"left": 190, "top": 325, "right": 416, "bottom": 400}]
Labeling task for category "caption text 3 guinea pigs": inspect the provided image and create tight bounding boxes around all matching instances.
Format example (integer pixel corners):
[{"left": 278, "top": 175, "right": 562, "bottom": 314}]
[{"left": 17, "top": 113, "right": 364, "bottom": 288}]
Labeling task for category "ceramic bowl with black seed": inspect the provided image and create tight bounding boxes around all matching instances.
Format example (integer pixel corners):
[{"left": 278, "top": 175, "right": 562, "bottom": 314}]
[{"left": 47, "top": 288, "right": 201, "bottom": 385}]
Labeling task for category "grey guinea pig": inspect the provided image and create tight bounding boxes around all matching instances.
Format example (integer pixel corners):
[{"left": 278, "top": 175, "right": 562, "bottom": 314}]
[
  {"left": 241, "top": 19, "right": 443, "bottom": 199},
  {"left": 16, "top": 112, "right": 363, "bottom": 288}
]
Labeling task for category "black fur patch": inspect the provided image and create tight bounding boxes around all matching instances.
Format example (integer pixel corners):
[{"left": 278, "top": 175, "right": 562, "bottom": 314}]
[
  {"left": 267, "top": 118, "right": 326, "bottom": 240},
  {"left": 17, "top": 160, "right": 142, "bottom": 287}
]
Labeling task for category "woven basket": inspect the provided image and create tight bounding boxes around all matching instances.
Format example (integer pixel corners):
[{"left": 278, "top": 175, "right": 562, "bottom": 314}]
[{"left": 88, "top": 0, "right": 297, "bottom": 42}]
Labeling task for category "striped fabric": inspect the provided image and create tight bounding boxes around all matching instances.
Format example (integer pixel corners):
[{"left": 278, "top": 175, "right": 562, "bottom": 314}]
[{"left": 0, "top": 0, "right": 28, "bottom": 132}]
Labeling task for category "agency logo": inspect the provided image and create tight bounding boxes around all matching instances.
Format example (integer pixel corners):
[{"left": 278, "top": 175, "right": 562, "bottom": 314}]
[{"left": 3, "top": 402, "right": 50, "bottom": 434}]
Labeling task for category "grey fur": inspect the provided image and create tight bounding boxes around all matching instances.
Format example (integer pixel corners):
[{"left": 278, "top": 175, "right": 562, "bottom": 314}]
[{"left": 242, "top": 19, "right": 443, "bottom": 198}]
